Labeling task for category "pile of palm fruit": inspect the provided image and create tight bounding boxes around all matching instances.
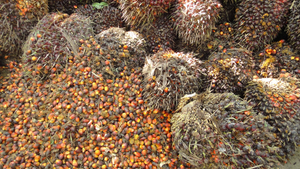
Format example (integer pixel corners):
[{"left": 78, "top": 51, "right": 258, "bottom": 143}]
[{"left": 0, "top": 0, "right": 300, "bottom": 168}]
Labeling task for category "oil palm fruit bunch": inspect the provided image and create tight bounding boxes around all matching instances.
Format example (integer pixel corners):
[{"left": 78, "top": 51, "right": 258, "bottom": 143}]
[
  {"left": 287, "top": 0, "right": 300, "bottom": 54},
  {"left": 176, "top": 22, "right": 235, "bottom": 59},
  {"left": 203, "top": 47, "right": 255, "bottom": 93},
  {"left": 75, "top": 4, "right": 124, "bottom": 34},
  {"left": 172, "top": 0, "right": 222, "bottom": 45},
  {"left": 0, "top": 0, "right": 48, "bottom": 56},
  {"left": 22, "top": 13, "right": 94, "bottom": 80},
  {"left": 142, "top": 51, "right": 205, "bottom": 111},
  {"left": 254, "top": 40, "right": 300, "bottom": 78},
  {"left": 234, "top": 0, "right": 291, "bottom": 51},
  {"left": 119, "top": 0, "right": 174, "bottom": 27},
  {"left": 245, "top": 73, "right": 300, "bottom": 157},
  {"left": 94, "top": 27, "right": 147, "bottom": 79},
  {"left": 132, "top": 14, "right": 175, "bottom": 53},
  {"left": 171, "top": 92, "right": 283, "bottom": 168}
]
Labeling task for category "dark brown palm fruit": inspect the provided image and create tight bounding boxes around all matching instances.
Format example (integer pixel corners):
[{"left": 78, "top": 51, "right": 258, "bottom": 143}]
[
  {"left": 173, "top": 0, "right": 222, "bottom": 45},
  {"left": 0, "top": 0, "right": 47, "bottom": 56},
  {"left": 142, "top": 51, "right": 205, "bottom": 111},
  {"left": 234, "top": 0, "right": 291, "bottom": 51},
  {"left": 287, "top": 0, "right": 300, "bottom": 54},
  {"left": 172, "top": 92, "right": 283, "bottom": 168},
  {"left": 48, "top": 0, "right": 92, "bottom": 14},
  {"left": 176, "top": 22, "right": 236, "bottom": 59},
  {"left": 254, "top": 40, "right": 300, "bottom": 78},
  {"left": 203, "top": 47, "right": 255, "bottom": 93},
  {"left": 132, "top": 14, "right": 175, "bottom": 53},
  {"left": 22, "top": 13, "right": 93, "bottom": 80},
  {"left": 119, "top": 0, "right": 174, "bottom": 27},
  {"left": 75, "top": 4, "right": 124, "bottom": 34},
  {"left": 90, "top": 27, "right": 147, "bottom": 79},
  {"left": 245, "top": 73, "right": 300, "bottom": 158}
]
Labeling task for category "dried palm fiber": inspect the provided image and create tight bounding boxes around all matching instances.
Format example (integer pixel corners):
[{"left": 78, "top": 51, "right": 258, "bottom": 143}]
[
  {"left": 142, "top": 51, "right": 206, "bottom": 111},
  {"left": 234, "top": 0, "right": 291, "bottom": 51},
  {"left": 245, "top": 73, "right": 300, "bottom": 158},
  {"left": 171, "top": 91, "right": 284, "bottom": 168},
  {"left": 172, "top": 0, "right": 222, "bottom": 45},
  {"left": 22, "top": 13, "right": 94, "bottom": 80},
  {"left": 287, "top": 0, "right": 300, "bottom": 54},
  {"left": 75, "top": 4, "right": 124, "bottom": 34},
  {"left": 0, "top": 0, "right": 48, "bottom": 56},
  {"left": 132, "top": 14, "right": 175, "bottom": 53},
  {"left": 94, "top": 27, "right": 147, "bottom": 79},
  {"left": 254, "top": 40, "right": 300, "bottom": 78},
  {"left": 203, "top": 47, "right": 255, "bottom": 93}
]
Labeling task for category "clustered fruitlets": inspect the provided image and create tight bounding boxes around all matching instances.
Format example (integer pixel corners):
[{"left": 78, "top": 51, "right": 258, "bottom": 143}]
[
  {"left": 172, "top": 92, "right": 284, "bottom": 168},
  {"left": 234, "top": 0, "right": 291, "bottom": 51},
  {"left": 133, "top": 14, "right": 176, "bottom": 53},
  {"left": 173, "top": 0, "right": 222, "bottom": 45},
  {"left": 254, "top": 40, "right": 300, "bottom": 78},
  {"left": 287, "top": 0, "right": 300, "bottom": 54},
  {"left": 0, "top": 0, "right": 47, "bottom": 56},
  {"left": 204, "top": 47, "right": 255, "bottom": 93},
  {"left": 142, "top": 51, "right": 205, "bottom": 111},
  {"left": 76, "top": 4, "right": 124, "bottom": 34},
  {"left": 245, "top": 73, "right": 300, "bottom": 157}
]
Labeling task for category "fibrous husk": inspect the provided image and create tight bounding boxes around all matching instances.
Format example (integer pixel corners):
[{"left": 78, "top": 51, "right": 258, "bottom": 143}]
[
  {"left": 172, "top": 91, "right": 284, "bottom": 168},
  {"left": 142, "top": 51, "right": 206, "bottom": 111}
]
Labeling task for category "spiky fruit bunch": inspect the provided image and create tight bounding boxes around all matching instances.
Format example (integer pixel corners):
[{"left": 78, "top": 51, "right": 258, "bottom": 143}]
[
  {"left": 94, "top": 27, "right": 147, "bottom": 78},
  {"left": 142, "top": 51, "right": 205, "bottom": 111},
  {"left": 133, "top": 14, "right": 175, "bottom": 53},
  {"left": 204, "top": 47, "right": 255, "bottom": 93},
  {"left": 173, "top": 0, "right": 222, "bottom": 45},
  {"left": 75, "top": 4, "right": 124, "bottom": 34},
  {"left": 254, "top": 40, "right": 300, "bottom": 78},
  {"left": 172, "top": 92, "right": 283, "bottom": 168},
  {"left": 287, "top": 0, "right": 300, "bottom": 54},
  {"left": 0, "top": 0, "right": 47, "bottom": 56},
  {"left": 119, "top": 0, "right": 174, "bottom": 27},
  {"left": 234, "top": 0, "right": 291, "bottom": 51},
  {"left": 22, "top": 13, "right": 93, "bottom": 80},
  {"left": 245, "top": 73, "right": 300, "bottom": 157}
]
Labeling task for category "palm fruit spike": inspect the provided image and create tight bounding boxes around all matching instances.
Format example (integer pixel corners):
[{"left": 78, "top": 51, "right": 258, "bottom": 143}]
[
  {"left": 22, "top": 13, "right": 94, "bottom": 80},
  {"left": 48, "top": 0, "right": 89, "bottom": 14},
  {"left": 94, "top": 27, "right": 147, "bottom": 79},
  {"left": 234, "top": 0, "right": 291, "bottom": 51},
  {"left": 75, "top": 4, "right": 124, "bottom": 34},
  {"left": 173, "top": 0, "right": 222, "bottom": 45},
  {"left": 0, "top": 0, "right": 47, "bottom": 57},
  {"left": 245, "top": 73, "right": 300, "bottom": 158},
  {"left": 142, "top": 51, "right": 205, "bottom": 111},
  {"left": 287, "top": 0, "right": 300, "bottom": 54},
  {"left": 132, "top": 14, "right": 175, "bottom": 53},
  {"left": 254, "top": 40, "right": 300, "bottom": 78},
  {"left": 119, "top": 0, "right": 174, "bottom": 27},
  {"left": 204, "top": 47, "right": 255, "bottom": 94},
  {"left": 172, "top": 91, "right": 284, "bottom": 168}
]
